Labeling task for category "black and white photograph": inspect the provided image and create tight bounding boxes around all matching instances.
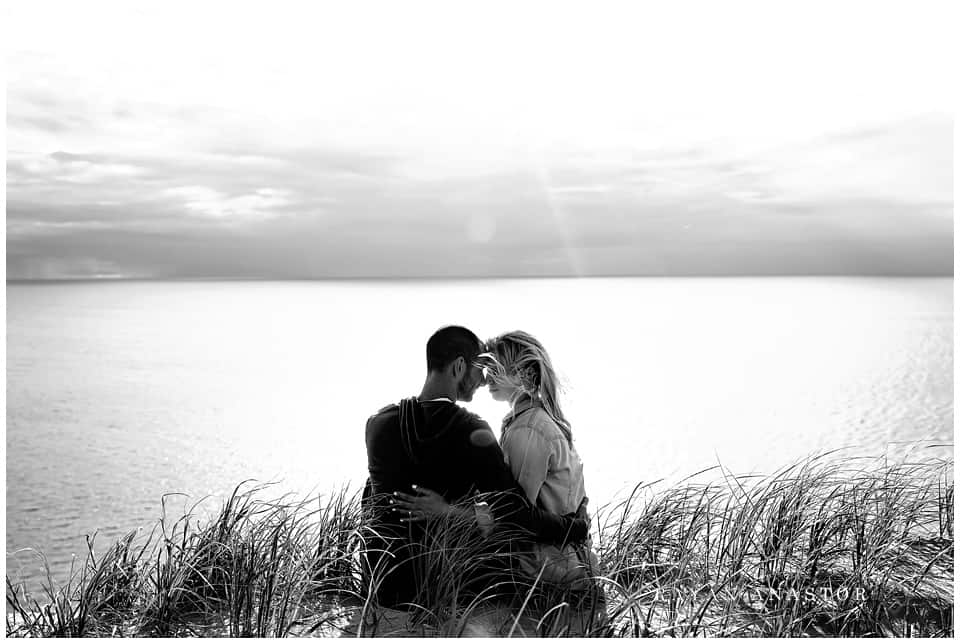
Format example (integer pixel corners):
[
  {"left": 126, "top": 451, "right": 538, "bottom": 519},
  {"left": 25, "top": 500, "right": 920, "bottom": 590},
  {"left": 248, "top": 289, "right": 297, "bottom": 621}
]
[{"left": 4, "top": 0, "right": 954, "bottom": 637}]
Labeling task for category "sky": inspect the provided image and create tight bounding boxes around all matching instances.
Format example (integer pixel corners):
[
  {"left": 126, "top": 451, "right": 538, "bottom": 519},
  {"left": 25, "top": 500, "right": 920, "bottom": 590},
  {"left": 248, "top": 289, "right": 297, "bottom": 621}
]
[{"left": 5, "top": 0, "right": 955, "bottom": 279}]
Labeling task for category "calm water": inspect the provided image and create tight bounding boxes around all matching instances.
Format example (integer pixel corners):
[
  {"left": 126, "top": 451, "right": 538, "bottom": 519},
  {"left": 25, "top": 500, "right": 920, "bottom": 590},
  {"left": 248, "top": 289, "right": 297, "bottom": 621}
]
[{"left": 5, "top": 278, "right": 954, "bottom": 593}]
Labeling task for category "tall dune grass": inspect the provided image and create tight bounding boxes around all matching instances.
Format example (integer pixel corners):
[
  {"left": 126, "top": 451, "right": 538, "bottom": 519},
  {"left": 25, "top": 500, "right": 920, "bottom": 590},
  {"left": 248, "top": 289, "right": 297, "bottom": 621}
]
[
  {"left": 595, "top": 452, "right": 953, "bottom": 637},
  {"left": 6, "top": 451, "right": 953, "bottom": 637}
]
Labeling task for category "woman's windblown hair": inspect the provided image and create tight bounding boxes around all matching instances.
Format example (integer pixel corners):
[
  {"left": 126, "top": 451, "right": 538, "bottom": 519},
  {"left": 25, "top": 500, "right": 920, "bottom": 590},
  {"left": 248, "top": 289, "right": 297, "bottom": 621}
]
[{"left": 482, "top": 331, "right": 573, "bottom": 446}]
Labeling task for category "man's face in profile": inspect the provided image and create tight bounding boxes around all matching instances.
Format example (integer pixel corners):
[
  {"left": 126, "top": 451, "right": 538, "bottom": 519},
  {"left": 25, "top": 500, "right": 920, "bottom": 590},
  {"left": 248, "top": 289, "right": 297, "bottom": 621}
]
[{"left": 456, "top": 359, "right": 485, "bottom": 402}]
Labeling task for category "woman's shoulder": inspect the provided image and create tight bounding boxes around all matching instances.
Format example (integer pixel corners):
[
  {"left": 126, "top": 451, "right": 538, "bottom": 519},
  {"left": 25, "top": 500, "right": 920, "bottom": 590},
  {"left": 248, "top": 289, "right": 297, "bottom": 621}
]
[{"left": 508, "top": 407, "right": 566, "bottom": 443}]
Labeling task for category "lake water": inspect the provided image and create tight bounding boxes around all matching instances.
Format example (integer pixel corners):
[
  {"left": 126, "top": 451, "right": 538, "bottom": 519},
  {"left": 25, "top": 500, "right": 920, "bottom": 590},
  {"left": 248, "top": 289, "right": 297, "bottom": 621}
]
[{"left": 5, "top": 277, "right": 954, "bottom": 594}]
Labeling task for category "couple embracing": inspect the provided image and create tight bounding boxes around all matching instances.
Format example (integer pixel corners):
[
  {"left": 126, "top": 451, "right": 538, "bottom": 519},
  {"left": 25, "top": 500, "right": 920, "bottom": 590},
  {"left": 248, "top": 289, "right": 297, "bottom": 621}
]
[{"left": 362, "top": 325, "right": 598, "bottom": 611}]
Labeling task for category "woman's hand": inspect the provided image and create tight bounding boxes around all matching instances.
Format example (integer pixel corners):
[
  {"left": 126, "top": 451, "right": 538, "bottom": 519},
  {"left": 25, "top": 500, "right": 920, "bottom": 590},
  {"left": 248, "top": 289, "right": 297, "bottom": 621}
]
[{"left": 391, "top": 485, "right": 450, "bottom": 522}]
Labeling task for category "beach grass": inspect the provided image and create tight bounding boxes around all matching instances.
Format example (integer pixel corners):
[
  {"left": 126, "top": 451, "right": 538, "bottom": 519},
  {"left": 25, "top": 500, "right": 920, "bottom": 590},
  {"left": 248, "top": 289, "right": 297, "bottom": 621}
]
[{"left": 6, "top": 450, "right": 953, "bottom": 637}]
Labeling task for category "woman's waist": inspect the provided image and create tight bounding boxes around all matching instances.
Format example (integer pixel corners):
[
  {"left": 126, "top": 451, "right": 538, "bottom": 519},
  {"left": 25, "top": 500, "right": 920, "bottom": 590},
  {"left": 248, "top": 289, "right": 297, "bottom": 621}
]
[{"left": 536, "top": 484, "right": 587, "bottom": 516}]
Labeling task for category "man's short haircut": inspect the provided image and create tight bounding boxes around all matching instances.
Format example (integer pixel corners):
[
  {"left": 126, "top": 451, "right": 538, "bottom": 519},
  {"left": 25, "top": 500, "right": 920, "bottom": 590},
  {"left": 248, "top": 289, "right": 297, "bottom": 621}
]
[{"left": 426, "top": 326, "right": 483, "bottom": 372}]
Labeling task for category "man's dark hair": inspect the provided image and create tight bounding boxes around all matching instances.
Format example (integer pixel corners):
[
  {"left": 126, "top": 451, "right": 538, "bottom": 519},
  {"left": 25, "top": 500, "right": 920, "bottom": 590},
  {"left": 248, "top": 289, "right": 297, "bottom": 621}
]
[{"left": 426, "top": 326, "right": 483, "bottom": 372}]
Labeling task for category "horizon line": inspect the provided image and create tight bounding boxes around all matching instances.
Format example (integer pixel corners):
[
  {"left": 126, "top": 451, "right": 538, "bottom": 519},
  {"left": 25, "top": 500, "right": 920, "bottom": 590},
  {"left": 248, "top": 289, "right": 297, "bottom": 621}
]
[{"left": 6, "top": 272, "right": 955, "bottom": 284}]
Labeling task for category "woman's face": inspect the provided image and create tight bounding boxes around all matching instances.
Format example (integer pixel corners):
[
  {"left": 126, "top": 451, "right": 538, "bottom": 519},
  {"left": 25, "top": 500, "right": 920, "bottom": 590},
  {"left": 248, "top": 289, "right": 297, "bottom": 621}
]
[
  {"left": 485, "top": 345, "right": 531, "bottom": 404},
  {"left": 487, "top": 377, "right": 519, "bottom": 403},
  {"left": 485, "top": 356, "right": 522, "bottom": 403}
]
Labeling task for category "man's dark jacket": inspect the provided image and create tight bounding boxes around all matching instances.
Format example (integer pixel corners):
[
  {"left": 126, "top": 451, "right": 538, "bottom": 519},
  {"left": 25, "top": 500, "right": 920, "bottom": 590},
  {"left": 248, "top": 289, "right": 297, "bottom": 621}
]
[{"left": 363, "top": 397, "right": 587, "bottom": 607}]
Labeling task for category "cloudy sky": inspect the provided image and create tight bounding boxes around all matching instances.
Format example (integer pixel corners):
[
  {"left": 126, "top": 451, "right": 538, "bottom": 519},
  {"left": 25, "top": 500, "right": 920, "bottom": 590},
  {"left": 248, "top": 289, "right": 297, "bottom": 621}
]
[{"left": 6, "top": 1, "right": 954, "bottom": 279}]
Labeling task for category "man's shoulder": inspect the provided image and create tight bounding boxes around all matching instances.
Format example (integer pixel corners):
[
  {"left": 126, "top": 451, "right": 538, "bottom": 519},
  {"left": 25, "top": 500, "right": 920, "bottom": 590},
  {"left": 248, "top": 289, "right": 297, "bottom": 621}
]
[
  {"left": 374, "top": 403, "right": 397, "bottom": 416},
  {"left": 366, "top": 403, "right": 399, "bottom": 429},
  {"left": 455, "top": 407, "right": 492, "bottom": 432}
]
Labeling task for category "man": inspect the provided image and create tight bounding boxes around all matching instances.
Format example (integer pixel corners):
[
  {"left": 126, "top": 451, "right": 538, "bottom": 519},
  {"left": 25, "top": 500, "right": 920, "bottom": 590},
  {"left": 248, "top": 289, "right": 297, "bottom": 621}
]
[{"left": 362, "top": 325, "right": 589, "bottom": 608}]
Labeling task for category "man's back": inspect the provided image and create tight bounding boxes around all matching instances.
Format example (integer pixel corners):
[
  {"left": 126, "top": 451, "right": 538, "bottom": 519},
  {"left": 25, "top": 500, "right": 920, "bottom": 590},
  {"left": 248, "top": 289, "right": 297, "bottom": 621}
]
[
  {"left": 366, "top": 397, "right": 491, "bottom": 503},
  {"left": 363, "top": 397, "right": 499, "bottom": 607}
]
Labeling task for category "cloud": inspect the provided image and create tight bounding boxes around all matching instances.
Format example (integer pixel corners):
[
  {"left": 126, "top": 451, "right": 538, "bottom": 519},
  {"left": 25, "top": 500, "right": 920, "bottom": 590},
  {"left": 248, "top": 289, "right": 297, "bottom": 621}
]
[
  {"left": 8, "top": 114, "right": 87, "bottom": 133},
  {"left": 163, "top": 186, "right": 294, "bottom": 219},
  {"left": 6, "top": 141, "right": 401, "bottom": 229}
]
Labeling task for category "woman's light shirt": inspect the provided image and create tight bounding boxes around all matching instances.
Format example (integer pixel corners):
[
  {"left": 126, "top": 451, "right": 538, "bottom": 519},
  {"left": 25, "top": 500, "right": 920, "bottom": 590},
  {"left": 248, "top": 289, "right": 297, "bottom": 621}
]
[{"left": 500, "top": 401, "right": 587, "bottom": 516}]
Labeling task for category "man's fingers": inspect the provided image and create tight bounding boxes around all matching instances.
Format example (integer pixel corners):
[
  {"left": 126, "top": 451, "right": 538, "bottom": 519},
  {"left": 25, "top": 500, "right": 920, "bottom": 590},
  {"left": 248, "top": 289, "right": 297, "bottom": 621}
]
[
  {"left": 410, "top": 485, "right": 440, "bottom": 497},
  {"left": 399, "top": 515, "right": 425, "bottom": 523},
  {"left": 395, "top": 489, "right": 439, "bottom": 502},
  {"left": 390, "top": 499, "right": 416, "bottom": 512}
]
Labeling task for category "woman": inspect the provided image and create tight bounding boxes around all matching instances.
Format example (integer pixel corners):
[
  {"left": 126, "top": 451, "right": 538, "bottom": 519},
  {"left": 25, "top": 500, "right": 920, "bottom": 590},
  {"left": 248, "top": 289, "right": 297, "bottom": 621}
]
[
  {"left": 484, "top": 331, "right": 586, "bottom": 519},
  {"left": 483, "top": 330, "right": 596, "bottom": 587}
]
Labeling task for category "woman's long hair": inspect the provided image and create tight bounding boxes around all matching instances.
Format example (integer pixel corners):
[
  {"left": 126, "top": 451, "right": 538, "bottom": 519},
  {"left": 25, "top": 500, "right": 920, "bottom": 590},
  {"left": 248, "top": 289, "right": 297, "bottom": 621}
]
[{"left": 482, "top": 331, "right": 573, "bottom": 446}]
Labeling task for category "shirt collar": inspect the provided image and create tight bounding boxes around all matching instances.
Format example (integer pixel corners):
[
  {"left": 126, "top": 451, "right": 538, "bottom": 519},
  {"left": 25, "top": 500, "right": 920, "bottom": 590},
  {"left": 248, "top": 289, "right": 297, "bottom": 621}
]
[{"left": 502, "top": 394, "right": 540, "bottom": 430}]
